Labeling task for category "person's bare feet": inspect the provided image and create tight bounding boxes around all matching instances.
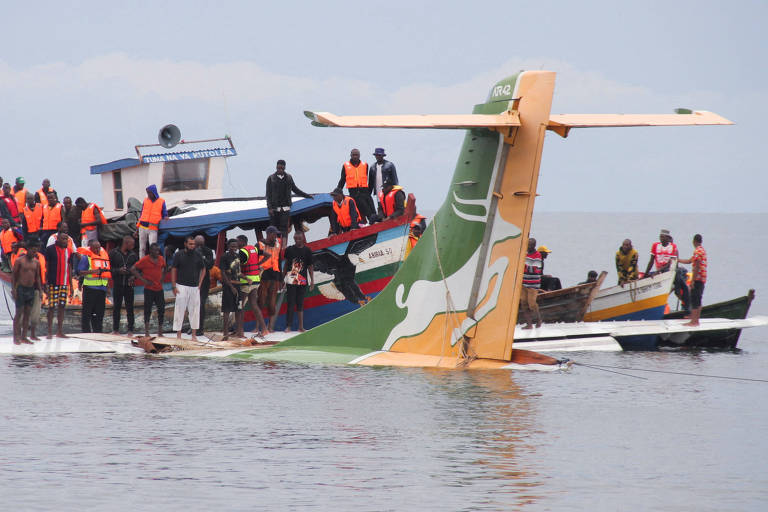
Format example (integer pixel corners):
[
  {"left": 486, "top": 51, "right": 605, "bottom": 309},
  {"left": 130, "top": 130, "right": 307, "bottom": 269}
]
[
  {"left": 176, "top": 332, "right": 182, "bottom": 339},
  {"left": 46, "top": 334, "right": 53, "bottom": 340},
  {"left": 13, "top": 338, "right": 21, "bottom": 345},
  {"left": 126, "top": 331, "right": 134, "bottom": 338},
  {"left": 222, "top": 335, "right": 229, "bottom": 341},
  {"left": 284, "top": 327, "right": 292, "bottom": 333},
  {"left": 298, "top": 328, "right": 306, "bottom": 332},
  {"left": 682, "top": 321, "right": 699, "bottom": 327},
  {"left": 522, "top": 324, "right": 533, "bottom": 330},
  {"left": 21, "top": 338, "right": 33, "bottom": 344},
  {"left": 29, "top": 335, "right": 40, "bottom": 341},
  {"left": 536, "top": 321, "right": 542, "bottom": 328},
  {"left": 110, "top": 331, "right": 119, "bottom": 335},
  {"left": 57, "top": 332, "right": 68, "bottom": 338}
]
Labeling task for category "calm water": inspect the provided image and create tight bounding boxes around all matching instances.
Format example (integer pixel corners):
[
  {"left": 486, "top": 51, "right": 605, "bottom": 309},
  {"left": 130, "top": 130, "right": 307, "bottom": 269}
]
[{"left": 1, "top": 213, "right": 767, "bottom": 511}]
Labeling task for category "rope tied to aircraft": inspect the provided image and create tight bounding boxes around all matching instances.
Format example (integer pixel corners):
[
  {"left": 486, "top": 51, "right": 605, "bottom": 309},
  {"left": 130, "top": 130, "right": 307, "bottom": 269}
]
[{"left": 575, "top": 362, "right": 768, "bottom": 383}]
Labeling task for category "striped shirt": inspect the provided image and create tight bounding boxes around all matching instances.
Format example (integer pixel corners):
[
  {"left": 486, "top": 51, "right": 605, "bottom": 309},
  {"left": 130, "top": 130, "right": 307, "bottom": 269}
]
[
  {"left": 691, "top": 245, "right": 707, "bottom": 283},
  {"left": 523, "top": 251, "right": 543, "bottom": 288}
]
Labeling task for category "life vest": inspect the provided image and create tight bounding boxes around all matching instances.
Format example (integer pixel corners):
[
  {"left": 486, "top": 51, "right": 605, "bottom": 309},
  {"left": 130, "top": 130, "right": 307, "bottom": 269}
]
[
  {"left": 80, "top": 203, "right": 107, "bottom": 234},
  {"left": 138, "top": 197, "right": 165, "bottom": 231},
  {"left": 14, "top": 188, "right": 28, "bottom": 206},
  {"left": 0, "top": 228, "right": 20, "bottom": 254},
  {"left": 332, "top": 197, "right": 360, "bottom": 228},
  {"left": 343, "top": 161, "right": 369, "bottom": 189},
  {"left": 261, "top": 239, "right": 281, "bottom": 272},
  {"left": 405, "top": 233, "right": 419, "bottom": 259},
  {"left": 241, "top": 245, "right": 262, "bottom": 283},
  {"left": 410, "top": 214, "right": 426, "bottom": 229},
  {"left": 378, "top": 186, "right": 405, "bottom": 217},
  {"left": 23, "top": 204, "right": 43, "bottom": 233},
  {"left": 37, "top": 187, "right": 55, "bottom": 206},
  {"left": 81, "top": 248, "right": 111, "bottom": 287},
  {"left": 42, "top": 203, "right": 63, "bottom": 231},
  {"left": 1, "top": 196, "right": 21, "bottom": 224}
]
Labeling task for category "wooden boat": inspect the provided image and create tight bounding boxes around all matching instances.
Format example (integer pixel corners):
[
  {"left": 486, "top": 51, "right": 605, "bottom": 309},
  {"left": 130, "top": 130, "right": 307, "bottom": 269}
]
[
  {"left": 658, "top": 289, "right": 756, "bottom": 349},
  {"left": 529, "top": 271, "right": 607, "bottom": 324}
]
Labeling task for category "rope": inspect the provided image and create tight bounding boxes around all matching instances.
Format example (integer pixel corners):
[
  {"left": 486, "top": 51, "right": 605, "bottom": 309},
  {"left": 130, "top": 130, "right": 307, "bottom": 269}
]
[
  {"left": 575, "top": 362, "right": 647, "bottom": 380},
  {"left": 580, "top": 363, "right": 768, "bottom": 383},
  {"left": 2, "top": 285, "right": 13, "bottom": 318}
]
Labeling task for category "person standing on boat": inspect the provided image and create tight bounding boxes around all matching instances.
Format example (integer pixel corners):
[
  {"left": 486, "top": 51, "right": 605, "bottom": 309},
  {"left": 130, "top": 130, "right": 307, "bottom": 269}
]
[
  {"left": 265, "top": 159, "right": 313, "bottom": 242},
  {"left": 76, "top": 198, "right": 107, "bottom": 247},
  {"left": 109, "top": 235, "right": 138, "bottom": 336},
  {"left": 171, "top": 236, "right": 205, "bottom": 341},
  {"left": 257, "top": 226, "right": 282, "bottom": 331},
  {"left": 40, "top": 192, "right": 63, "bottom": 245},
  {"left": 45, "top": 222, "right": 76, "bottom": 252},
  {"left": 1, "top": 182, "right": 22, "bottom": 227},
  {"left": 137, "top": 185, "right": 167, "bottom": 258},
  {"left": 338, "top": 149, "right": 375, "bottom": 224},
  {"left": 63, "top": 196, "right": 82, "bottom": 247},
  {"left": 329, "top": 188, "right": 360, "bottom": 235},
  {"left": 368, "top": 148, "right": 398, "bottom": 204},
  {"left": 131, "top": 243, "right": 166, "bottom": 338},
  {"left": 12, "top": 177, "right": 28, "bottom": 208},
  {"left": 44, "top": 232, "right": 74, "bottom": 339},
  {"left": 221, "top": 238, "right": 245, "bottom": 340},
  {"left": 377, "top": 178, "right": 406, "bottom": 221},
  {"left": 237, "top": 235, "right": 270, "bottom": 336},
  {"left": 0, "top": 218, "right": 22, "bottom": 272},
  {"left": 645, "top": 229, "right": 678, "bottom": 275},
  {"left": 34, "top": 179, "right": 55, "bottom": 206},
  {"left": 678, "top": 234, "right": 707, "bottom": 327},
  {"left": 519, "top": 237, "right": 543, "bottom": 329},
  {"left": 194, "top": 235, "right": 215, "bottom": 336},
  {"left": 11, "top": 240, "right": 43, "bottom": 345},
  {"left": 22, "top": 194, "right": 43, "bottom": 240},
  {"left": 615, "top": 239, "right": 639, "bottom": 285},
  {"left": 282, "top": 230, "right": 314, "bottom": 332},
  {"left": 77, "top": 238, "right": 111, "bottom": 333}
]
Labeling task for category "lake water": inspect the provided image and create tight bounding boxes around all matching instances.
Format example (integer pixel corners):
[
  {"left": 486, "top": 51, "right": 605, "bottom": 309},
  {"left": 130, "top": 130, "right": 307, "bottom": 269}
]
[{"left": 1, "top": 212, "right": 767, "bottom": 511}]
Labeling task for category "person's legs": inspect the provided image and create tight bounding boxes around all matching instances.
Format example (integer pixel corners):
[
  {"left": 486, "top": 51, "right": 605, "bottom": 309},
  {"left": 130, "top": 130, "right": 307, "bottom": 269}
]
[
  {"left": 111, "top": 286, "right": 124, "bottom": 334},
  {"left": 222, "top": 311, "right": 231, "bottom": 340},
  {"left": 93, "top": 290, "right": 106, "bottom": 333},
  {"left": 247, "top": 288, "right": 268, "bottom": 334},
  {"left": 294, "top": 285, "right": 307, "bottom": 331},
  {"left": 187, "top": 286, "right": 200, "bottom": 338},
  {"left": 198, "top": 276, "right": 209, "bottom": 335},
  {"left": 155, "top": 290, "right": 166, "bottom": 337},
  {"left": 56, "top": 304, "right": 67, "bottom": 337},
  {"left": 285, "top": 284, "right": 297, "bottom": 332},
  {"left": 29, "top": 290, "right": 41, "bottom": 340},
  {"left": 125, "top": 286, "right": 135, "bottom": 334},
  {"left": 173, "top": 285, "right": 191, "bottom": 336},
  {"left": 684, "top": 281, "right": 704, "bottom": 327},
  {"left": 81, "top": 287, "right": 95, "bottom": 333},
  {"left": 47, "top": 296, "right": 55, "bottom": 338},
  {"left": 143, "top": 290, "right": 153, "bottom": 336}
]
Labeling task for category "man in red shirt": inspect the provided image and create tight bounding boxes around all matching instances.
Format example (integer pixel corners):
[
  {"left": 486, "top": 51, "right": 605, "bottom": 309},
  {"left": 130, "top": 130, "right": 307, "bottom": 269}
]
[
  {"left": 679, "top": 234, "right": 707, "bottom": 327},
  {"left": 131, "top": 242, "right": 166, "bottom": 337},
  {"left": 645, "top": 229, "right": 678, "bottom": 275}
]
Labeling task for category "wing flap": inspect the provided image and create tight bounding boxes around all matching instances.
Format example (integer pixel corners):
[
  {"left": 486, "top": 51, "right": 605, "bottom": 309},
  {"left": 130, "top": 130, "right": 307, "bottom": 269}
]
[
  {"left": 304, "top": 111, "right": 520, "bottom": 129},
  {"left": 547, "top": 111, "right": 733, "bottom": 137}
]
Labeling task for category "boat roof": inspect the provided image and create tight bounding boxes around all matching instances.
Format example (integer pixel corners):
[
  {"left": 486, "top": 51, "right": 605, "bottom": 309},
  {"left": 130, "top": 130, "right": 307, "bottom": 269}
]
[{"left": 160, "top": 194, "right": 333, "bottom": 237}]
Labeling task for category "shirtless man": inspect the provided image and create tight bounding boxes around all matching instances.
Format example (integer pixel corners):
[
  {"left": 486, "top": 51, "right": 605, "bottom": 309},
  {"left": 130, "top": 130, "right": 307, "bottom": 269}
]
[{"left": 12, "top": 241, "right": 43, "bottom": 344}]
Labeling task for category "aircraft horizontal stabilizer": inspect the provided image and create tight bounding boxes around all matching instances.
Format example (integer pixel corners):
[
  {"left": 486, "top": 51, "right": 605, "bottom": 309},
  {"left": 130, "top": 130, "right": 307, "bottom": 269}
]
[
  {"left": 303, "top": 110, "right": 520, "bottom": 129},
  {"left": 547, "top": 111, "right": 733, "bottom": 137}
]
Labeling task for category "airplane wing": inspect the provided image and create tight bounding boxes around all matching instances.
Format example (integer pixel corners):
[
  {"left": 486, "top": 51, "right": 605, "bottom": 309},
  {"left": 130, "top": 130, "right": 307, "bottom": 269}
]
[
  {"left": 304, "top": 111, "right": 520, "bottom": 129},
  {"left": 547, "top": 111, "right": 733, "bottom": 138}
]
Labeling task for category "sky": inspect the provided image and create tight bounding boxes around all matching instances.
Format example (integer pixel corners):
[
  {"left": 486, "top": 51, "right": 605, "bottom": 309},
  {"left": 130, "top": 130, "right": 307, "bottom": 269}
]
[{"left": 1, "top": 1, "right": 766, "bottom": 212}]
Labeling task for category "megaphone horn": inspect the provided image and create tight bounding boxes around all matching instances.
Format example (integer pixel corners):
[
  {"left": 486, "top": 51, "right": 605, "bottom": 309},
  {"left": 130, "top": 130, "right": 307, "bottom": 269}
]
[{"left": 158, "top": 124, "right": 181, "bottom": 149}]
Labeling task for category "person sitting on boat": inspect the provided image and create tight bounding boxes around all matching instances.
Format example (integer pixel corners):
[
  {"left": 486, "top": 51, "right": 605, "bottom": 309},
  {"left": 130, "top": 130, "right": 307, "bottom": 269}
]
[
  {"left": 237, "top": 234, "right": 270, "bottom": 336},
  {"left": 75, "top": 197, "right": 107, "bottom": 247},
  {"left": 579, "top": 270, "right": 598, "bottom": 285},
  {"left": 131, "top": 242, "right": 166, "bottom": 338},
  {"left": 266, "top": 159, "right": 313, "bottom": 244},
  {"left": 0, "top": 218, "right": 23, "bottom": 272},
  {"left": 377, "top": 178, "right": 406, "bottom": 221},
  {"left": 519, "top": 237, "right": 543, "bottom": 329},
  {"left": 257, "top": 226, "right": 282, "bottom": 332},
  {"left": 537, "top": 245, "right": 562, "bottom": 291},
  {"left": 11, "top": 239, "right": 43, "bottom": 345},
  {"left": 645, "top": 229, "right": 678, "bottom": 275},
  {"left": 34, "top": 179, "right": 55, "bottom": 206},
  {"left": 22, "top": 194, "right": 43, "bottom": 240},
  {"left": 368, "top": 147, "right": 399, "bottom": 207},
  {"left": 77, "top": 238, "right": 111, "bottom": 333},
  {"left": 678, "top": 233, "right": 707, "bottom": 327},
  {"left": 221, "top": 238, "right": 246, "bottom": 341},
  {"left": 329, "top": 188, "right": 360, "bottom": 235},
  {"left": 405, "top": 220, "right": 424, "bottom": 259},
  {"left": 45, "top": 232, "right": 74, "bottom": 339},
  {"left": 337, "top": 148, "right": 375, "bottom": 225},
  {"left": 1, "top": 182, "right": 22, "bottom": 227},
  {"left": 137, "top": 185, "right": 168, "bottom": 259},
  {"left": 615, "top": 238, "right": 639, "bottom": 286}
]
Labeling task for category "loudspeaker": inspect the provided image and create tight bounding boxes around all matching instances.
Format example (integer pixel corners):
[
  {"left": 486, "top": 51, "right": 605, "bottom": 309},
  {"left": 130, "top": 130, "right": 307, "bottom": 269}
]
[{"left": 158, "top": 124, "right": 181, "bottom": 148}]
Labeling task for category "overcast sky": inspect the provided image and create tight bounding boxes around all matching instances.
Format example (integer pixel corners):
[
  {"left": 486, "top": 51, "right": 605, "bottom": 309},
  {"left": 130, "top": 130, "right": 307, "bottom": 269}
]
[{"left": 1, "top": 1, "right": 765, "bottom": 212}]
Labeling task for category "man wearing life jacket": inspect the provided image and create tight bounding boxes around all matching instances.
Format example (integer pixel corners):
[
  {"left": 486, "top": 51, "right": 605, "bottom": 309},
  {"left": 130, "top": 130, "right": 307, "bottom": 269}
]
[
  {"left": 75, "top": 197, "right": 107, "bottom": 247},
  {"left": 257, "top": 226, "right": 282, "bottom": 331},
  {"left": 35, "top": 179, "right": 55, "bottom": 206},
  {"left": 0, "top": 218, "right": 23, "bottom": 272},
  {"left": 337, "top": 148, "right": 375, "bottom": 224},
  {"left": 77, "top": 238, "right": 112, "bottom": 333},
  {"left": 405, "top": 223, "right": 423, "bottom": 259},
  {"left": 377, "top": 179, "right": 406, "bottom": 221},
  {"left": 41, "top": 192, "right": 63, "bottom": 245},
  {"left": 329, "top": 188, "right": 360, "bottom": 235},
  {"left": 45, "top": 232, "right": 74, "bottom": 339},
  {"left": 22, "top": 194, "right": 43, "bottom": 239},
  {"left": 137, "top": 184, "right": 168, "bottom": 258},
  {"left": 236, "top": 235, "right": 270, "bottom": 336},
  {"left": 13, "top": 177, "right": 28, "bottom": 208},
  {"left": 0, "top": 182, "right": 22, "bottom": 227}
]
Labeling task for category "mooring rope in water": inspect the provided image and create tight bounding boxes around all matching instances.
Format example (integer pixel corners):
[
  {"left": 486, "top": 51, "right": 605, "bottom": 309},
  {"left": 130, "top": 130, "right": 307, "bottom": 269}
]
[
  {"left": 577, "top": 362, "right": 768, "bottom": 383},
  {"left": 575, "top": 362, "right": 648, "bottom": 380}
]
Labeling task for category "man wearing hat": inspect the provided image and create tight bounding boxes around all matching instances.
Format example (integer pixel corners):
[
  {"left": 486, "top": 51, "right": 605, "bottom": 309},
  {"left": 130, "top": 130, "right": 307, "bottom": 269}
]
[
  {"left": 329, "top": 188, "right": 360, "bottom": 235},
  {"left": 13, "top": 178, "right": 27, "bottom": 207},
  {"left": 368, "top": 148, "right": 399, "bottom": 201},
  {"left": 645, "top": 229, "right": 678, "bottom": 275},
  {"left": 537, "top": 245, "right": 562, "bottom": 291}
]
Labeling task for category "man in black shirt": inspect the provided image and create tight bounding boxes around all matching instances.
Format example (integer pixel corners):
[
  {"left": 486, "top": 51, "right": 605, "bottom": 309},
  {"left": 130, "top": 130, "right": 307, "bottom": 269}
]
[
  {"left": 194, "top": 235, "right": 215, "bottom": 336},
  {"left": 220, "top": 238, "right": 245, "bottom": 340},
  {"left": 265, "top": 159, "right": 313, "bottom": 242},
  {"left": 171, "top": 236, "right": 205, "bottom": 340},
  {"left": 282, "top": 231, "right": 314, "bottom": 332},
  {"left": 109, "top": 235, "right": 138, "bottom": 335}
]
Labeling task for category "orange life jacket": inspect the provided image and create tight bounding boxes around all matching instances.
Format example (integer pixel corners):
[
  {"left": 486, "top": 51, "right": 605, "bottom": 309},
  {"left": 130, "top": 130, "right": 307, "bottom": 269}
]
[
  {"left": 81, "top": 247, "right": 111, "bottom": 286},
  {"left": 343, "top": 161, "right": 369, "bottom": 189},
  {"left": 138, "top": 197, "right": 165, "bottom": 231},
  {"left": 14, "top": 188, "right": 28, "bottom": 206},
  {"left": 42, "top": 203, "right": 63, "bottom": 230},
  {"left": 80, "top": 203, "right": 107, "bottom": 234},
  {"left": 23, "top": 204, "right": 43, "bottom": 233},
  {"left": 405, "top": 233, "right": 420, "bottom": 259},
  {"left": 0, "top": 228, "right": 20, "bottom": 254},
  {"left": 410, "top": 214, "right": 426, "bottom": 229},
  {"left": 332, "top": 196, "right": 360, "bottom": 228},
  {"left": 378, "top": 186, "right": 405, "bottom": 217},
  {"left": 37, "top": 187, "right": 55, "bottom": 206},
  {"left": 1, "top": 195, "right": 21, "bottom": 224},
  {"left": 261, "top": 239, "right": 281, "bottom": 272}
]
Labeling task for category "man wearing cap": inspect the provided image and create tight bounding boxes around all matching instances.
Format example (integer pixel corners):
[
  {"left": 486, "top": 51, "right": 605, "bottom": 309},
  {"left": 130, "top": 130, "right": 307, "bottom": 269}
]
[
  {"left": 13, "top": 178, "right": 27, "bottom": 207},
  {"left": 520, "top": 237, "right": 543, "bottom": 329},
  {"left": 265, "top": 159, "right": 313, "bottom": 242},
  {"left": 645, "top": 229, "right": 678, "bottom": 275},
  {"left": 377, "top": 179, "right": 406, "bottom": 221},
  {"left": 337, "top": 149, "right": 375, "bottom": 224},
  {"left": 329, "top": 188, "right": 360, "bottom": 235},
  {"left": 368, "top": 148, "right": 399, "bottom": 202},
  {"left": 537, "top": 245, "right": 562, "bottom": 291}
]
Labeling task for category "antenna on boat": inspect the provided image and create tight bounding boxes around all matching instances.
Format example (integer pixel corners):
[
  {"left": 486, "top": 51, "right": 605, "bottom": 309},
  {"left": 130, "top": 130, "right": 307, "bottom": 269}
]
[{"left": 158, "top": 124, "right": 181, "bottom": 148}]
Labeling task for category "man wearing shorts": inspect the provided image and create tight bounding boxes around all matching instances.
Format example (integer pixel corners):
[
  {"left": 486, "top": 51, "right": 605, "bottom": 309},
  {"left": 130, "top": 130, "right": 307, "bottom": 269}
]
[
  {"left": 679, "top": 234, "right": 707, "bottom": 327},
  {"left": 12, "top": 241, "right": 43, "bottom": 344},
  {"left": 44, "top": 232, "right": 73, "bottom": 338},
  {"left": 220, "top": 238, "right": 245, "bottom": 340}
]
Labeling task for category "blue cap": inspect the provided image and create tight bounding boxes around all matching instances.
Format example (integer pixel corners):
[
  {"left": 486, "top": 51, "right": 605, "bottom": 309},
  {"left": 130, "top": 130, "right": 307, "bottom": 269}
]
[
  {"left": 373, "top": 148, "right": 386, "bottom": 156},
  {"left": 266, "top": 226, "right": 280, "bottom": 235}
]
